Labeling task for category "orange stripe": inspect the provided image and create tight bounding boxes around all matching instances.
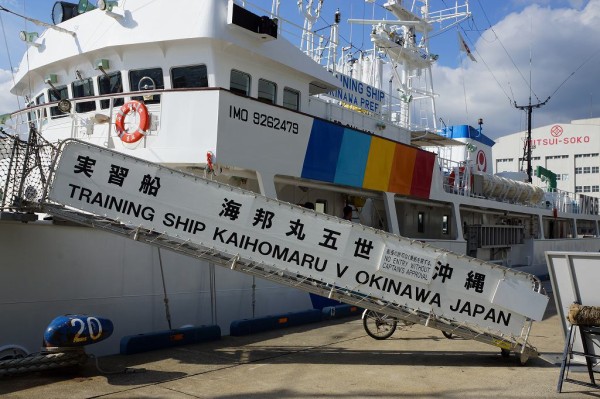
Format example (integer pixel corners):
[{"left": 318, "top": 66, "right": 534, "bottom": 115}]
[{"left": 388, "top": 144, "right": 417, "bottom": 194}]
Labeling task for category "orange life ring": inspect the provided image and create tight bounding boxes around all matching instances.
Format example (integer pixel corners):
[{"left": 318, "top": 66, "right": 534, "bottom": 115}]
[{"left": 115, "top": 100, "right": 149, "bottom": 143}]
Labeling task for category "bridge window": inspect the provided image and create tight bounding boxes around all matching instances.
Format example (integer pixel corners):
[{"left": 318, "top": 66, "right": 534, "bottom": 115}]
[
  {"left": 283, "top": 87, "right": 300, "bottom": 111},
  {"left": 258, "top": 79, "right": 276, "bottom": 104},
  {"left": 26, "top": 101, "right": 35, "bottom": 124},
  {"left": 98, "top": 71, "right": 124, "bottom": 109},
  {"left": 72, "top": 77, "right": 96, "bottom": 113},
  {"left": 130, "top": 67, "right": 164, "bottom": 104},
  {"left": 49, "top": 86, "right": 69, "bottom": 118},
  {"left": 171, "top": 64, "right": 208, "bottom": 88},
  {"left": 230, "top": 70, "right": 250, "bottom": 96}
]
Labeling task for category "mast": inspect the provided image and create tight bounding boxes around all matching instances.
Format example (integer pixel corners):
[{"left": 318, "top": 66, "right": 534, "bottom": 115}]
[
  {"left": 299, "top": 0, "right": 324, "bottom": 61},
  {"left": 349, "top": 0, "right": 470, "bottom": 133}
]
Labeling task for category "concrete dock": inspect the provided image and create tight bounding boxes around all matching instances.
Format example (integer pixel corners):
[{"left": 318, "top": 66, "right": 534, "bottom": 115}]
[{"left": 1, "top": 297, "right": 598, "bottom": 398}]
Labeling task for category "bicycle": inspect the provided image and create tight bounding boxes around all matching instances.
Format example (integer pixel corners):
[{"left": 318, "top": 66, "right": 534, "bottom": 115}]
[{"left": 362, "top": 309, "right": 454, "bottom": 340}]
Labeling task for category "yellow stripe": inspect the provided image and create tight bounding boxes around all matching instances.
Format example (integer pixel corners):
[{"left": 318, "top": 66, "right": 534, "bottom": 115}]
[{"left": 363, "top": 136, "right": 396, "bottom": 191}]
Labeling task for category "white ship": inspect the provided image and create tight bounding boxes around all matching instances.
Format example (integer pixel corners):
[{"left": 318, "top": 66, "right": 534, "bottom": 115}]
[{"left": 0, "top": 0, "right": 598, "bottom": 357}]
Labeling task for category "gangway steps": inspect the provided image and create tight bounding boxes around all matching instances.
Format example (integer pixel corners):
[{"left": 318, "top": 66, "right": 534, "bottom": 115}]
[{"left": 43, "top": 202, "right": 539, "bottom": 362}]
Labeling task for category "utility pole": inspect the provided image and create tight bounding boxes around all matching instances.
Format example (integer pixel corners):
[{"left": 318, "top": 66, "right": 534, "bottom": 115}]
[{"left": 514, "top": 96, "right": 549, "bottom": 183}]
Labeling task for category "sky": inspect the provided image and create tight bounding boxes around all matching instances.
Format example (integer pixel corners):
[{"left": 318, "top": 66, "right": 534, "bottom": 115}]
[{"left": 0, "top": 0, "right": 598, "bottom": 139}]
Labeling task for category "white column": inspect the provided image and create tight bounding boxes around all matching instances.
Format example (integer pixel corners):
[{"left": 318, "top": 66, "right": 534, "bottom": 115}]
[
  {"left": 256, "top": 171, "right": 277, "bottom": 198},
  {"left": 383, "top": 192, "right": 400, "bottom": 235}
]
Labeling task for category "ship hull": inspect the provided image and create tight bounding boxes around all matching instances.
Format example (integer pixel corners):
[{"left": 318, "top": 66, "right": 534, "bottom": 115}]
[{"left": 0, "top": 221, "right": 313, "bottom": 355}]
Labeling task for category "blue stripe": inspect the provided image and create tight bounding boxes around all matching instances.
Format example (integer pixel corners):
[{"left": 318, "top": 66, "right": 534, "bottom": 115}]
[
  {"left": 334, "top": 128, "right": 371, "bottom": 187},
  {"left": 301, "top": 119, "right": 344, "bottom": 182},
  {"left": 441, "top": 124, "right": 496, "bottom": 147}
]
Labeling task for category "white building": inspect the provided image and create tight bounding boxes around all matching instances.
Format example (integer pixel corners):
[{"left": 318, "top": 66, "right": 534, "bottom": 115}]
[{"left": 493, "top": 117, "right": 600, "bottom": 200}]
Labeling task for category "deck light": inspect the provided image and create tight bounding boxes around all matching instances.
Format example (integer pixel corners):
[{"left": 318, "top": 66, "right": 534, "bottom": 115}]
[
  {"left": 52, "top": 2, "right": 78, "bottom": 24},
  {"left": 77, "top": 0, "right": 96, "bottom": 14},
  {"left": 94, "top": 59, "right": 110, "bottom": 77},
  {"left": 97, "top": 0, "right": 118, "bottom": 12},
  {"left": 44, "top": 74, "right": 72, "bottom": 113},
  {"left": 19, "top": 31, "right": 41, "bottom": 47},
  {"left": 44, "top": 74, "right": 58, "bottom": 85}
]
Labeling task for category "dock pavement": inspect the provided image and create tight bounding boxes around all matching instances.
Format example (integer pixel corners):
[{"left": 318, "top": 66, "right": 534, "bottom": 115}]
[{"left": 1, "top": 294, "right": 599, "bottom": 399}]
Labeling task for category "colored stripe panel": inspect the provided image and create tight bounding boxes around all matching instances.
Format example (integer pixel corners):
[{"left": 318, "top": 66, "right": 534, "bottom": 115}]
[
  {"left": 301, "top": 119, "right": 344, "bottom": 182},
  {"left": 362, "top": 136, "right": 396, "bottom": 191},
  {"left": 410, "top": 150, "right": 436, "bottom": 198},
  {"left": 301, "top": 118, "right": 435, "bottom": 199},
  {"left": 388, "top": 145, "right": 417, "bottom": 195},
  {"left": 333, "top": 128, "right": 372, "bottom": 187}
]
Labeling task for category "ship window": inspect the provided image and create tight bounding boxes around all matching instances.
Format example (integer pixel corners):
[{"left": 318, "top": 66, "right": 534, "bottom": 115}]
[
  {"left": 171, "top": 65, "right": 208, "bottom": 89},
  {"left": 417, "top": 212, "right": 424, "bottom": 233},
  {"left": 129, "top": 68, "right": 164, "bottom": 105},
  {"left": 98, "top": 71, "right": 124, "bottom": 109},
  {"left": 49, "top": 86, "right": 69, "bottom": 118},
  {"left": 35, "top": 93, "right": 47, "bottom": 119},
  {"left": 442, "top": 215, "right": 449, "bottom": 235},
  {"left": 72, "top": 77, "right": 96, "bottom": 113},
  {"left": 283, "top": 87, "right": 300, "bottom": 111},
  {"left": 230, "top": 70, "right": 250, "bottom": 96},
  {"left": 258, "top": 79, "right": 276, "bottom": 104}
]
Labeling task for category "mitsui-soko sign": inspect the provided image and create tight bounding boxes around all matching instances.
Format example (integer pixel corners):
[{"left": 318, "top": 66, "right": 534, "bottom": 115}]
[
  {"left": 527, "top": 125, "right": 592, "bottom": 147},
  {"left": 48, "top": 141, "right": 548, "bottom": 336}
]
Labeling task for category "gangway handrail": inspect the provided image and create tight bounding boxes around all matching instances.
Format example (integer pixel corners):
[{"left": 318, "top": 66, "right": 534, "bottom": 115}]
[{"left": 41, "top": 202, "right": 541, "bottom": 363}]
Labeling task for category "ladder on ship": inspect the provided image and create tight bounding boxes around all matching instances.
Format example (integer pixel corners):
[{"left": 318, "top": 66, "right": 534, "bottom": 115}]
[{"left": 6, "top": 139, "right": 548, "bottom": 364}]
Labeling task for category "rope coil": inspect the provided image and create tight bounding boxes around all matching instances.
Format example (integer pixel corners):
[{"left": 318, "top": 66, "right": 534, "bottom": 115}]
[{"left": 568, "top": 303, "right": 600, "bottom": 326}]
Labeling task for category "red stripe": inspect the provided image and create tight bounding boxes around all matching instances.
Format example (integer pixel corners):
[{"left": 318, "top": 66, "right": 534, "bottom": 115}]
[{"left": 410, "top": 150, "right": 435, "bottom": 198}]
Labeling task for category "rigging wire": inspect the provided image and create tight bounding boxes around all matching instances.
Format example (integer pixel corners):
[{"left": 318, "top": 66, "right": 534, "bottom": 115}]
[
  {"left": 458, "top": 27, "right": 514, "bottom": 106},
  {"left": 475, "top": 0, "right": 539, "bottom": 102},
  {"left": 464, "top": 1, "right": 598, "bottom": 118},
  {"left": 23, "top": 0, "right": 34, "bottom": 109},
  {"left": 546, "top": 46, "right": 600, "bottom": 101}
]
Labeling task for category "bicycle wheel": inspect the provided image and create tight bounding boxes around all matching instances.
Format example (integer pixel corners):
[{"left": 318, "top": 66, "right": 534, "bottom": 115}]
[
  {"left": 442, "top": 330, "right": 454, "bottom": 339},
  {"left": 362, "top": 310, "right": 397, "bottom": 340}
]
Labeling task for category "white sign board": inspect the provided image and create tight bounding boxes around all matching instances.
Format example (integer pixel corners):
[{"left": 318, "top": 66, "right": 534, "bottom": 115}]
[
  {"left": 546, "top": 251, "right": 600, "bottom": 364},
  {"left": 48, "top": 141, "right": 548, "bottom": 337}
]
